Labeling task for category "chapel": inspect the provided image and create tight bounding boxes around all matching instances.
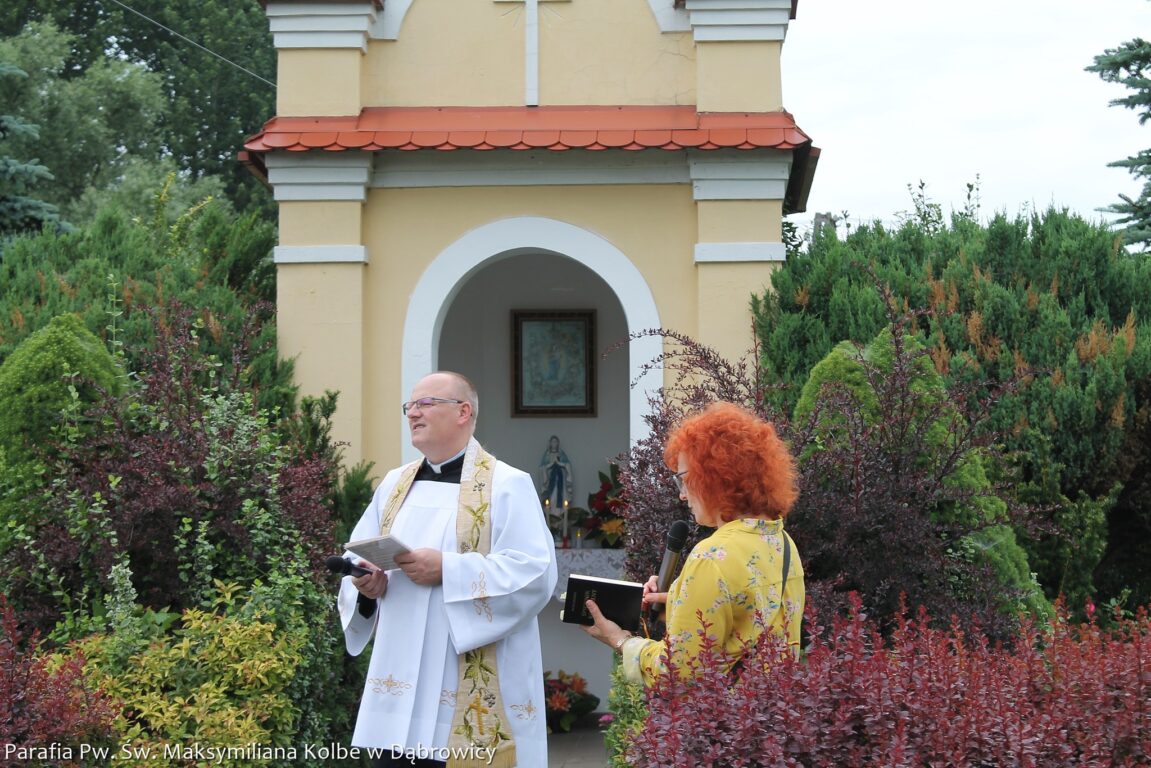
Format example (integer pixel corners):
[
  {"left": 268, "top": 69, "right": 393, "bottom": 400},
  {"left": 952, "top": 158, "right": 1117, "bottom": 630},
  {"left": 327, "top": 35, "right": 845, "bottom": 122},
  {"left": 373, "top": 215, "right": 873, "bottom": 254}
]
[
  {"left": 242, "top": 0, "right": 817, "bottom": 701},
  {"left": 243, "top": 0, "right": 817, "bottom": 473}
]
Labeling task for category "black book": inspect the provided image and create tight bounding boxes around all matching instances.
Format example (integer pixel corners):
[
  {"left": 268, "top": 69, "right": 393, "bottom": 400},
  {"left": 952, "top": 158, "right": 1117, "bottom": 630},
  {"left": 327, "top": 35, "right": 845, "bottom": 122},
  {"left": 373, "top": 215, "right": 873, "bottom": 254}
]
[{"left": 561, "top": 573, "right": 645, "bottom": 633}]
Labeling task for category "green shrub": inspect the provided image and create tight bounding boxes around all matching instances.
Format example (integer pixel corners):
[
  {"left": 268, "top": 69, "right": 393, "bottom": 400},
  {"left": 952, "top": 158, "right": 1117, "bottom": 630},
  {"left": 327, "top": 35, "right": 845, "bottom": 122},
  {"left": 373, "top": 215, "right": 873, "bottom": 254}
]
[
  {"left": 755, "top": 206, "right": 1151, "bottom": 611},
  {"left": 0, "top": 313, "right": 121, "bottom": 465},
  {"left": 72, "top": 577, "right": 305, "bottom": 765},
  {"left": 603, "top": 659, "right": 646, "bottom": 767},
  {"left": 791, "top": 319, "right": 1050, "bottom": 632}
]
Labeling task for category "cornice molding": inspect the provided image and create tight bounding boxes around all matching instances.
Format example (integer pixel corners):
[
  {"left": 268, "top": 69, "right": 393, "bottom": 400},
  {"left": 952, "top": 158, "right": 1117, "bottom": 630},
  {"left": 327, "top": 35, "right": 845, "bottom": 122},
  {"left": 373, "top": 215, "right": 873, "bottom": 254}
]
[
  {"left": 266, "top": 153, "right": 373, "bottom": 201},
  {"left": 265, "top": 2, "right": 380, "bottom": 51},
  {"left": 647, "top": 0, "right": 692, "bottom": 32},
  {"left": 686, "top": 0, "right": 793, "bottom": 42},
  {"left": 694, "top": 241, "right": 786, "bottom": 262},
  {"left": 371, "top": 150, "right": 690, "bottom": 188},
  {"left": 274, "top": 245, "right": 369, "bottom": 263},
  {"left": 688, "top": 150, "right": 791, "bottom": 200}
]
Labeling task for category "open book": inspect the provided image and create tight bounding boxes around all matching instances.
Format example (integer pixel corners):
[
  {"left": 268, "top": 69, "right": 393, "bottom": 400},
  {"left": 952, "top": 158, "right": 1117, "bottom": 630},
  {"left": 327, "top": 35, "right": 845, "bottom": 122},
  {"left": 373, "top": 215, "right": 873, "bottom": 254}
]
[
  {"left": 343, "top": 533, "right": 413, "bottom": 571},
  {"left": 561, "top": 573, "right": 645, "bottom": 633}
]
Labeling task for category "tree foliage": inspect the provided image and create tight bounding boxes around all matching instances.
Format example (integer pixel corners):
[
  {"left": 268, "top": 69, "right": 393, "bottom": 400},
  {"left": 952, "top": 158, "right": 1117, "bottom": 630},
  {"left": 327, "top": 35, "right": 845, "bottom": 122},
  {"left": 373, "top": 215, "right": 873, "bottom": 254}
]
[
  {"left": 792, "top": 321, "right": 1049, "bottom": 637},
  {"left": 0, "top": 3, "right": 276, "bottom": 215},
  {"left": 754, "top": 205, "right": 1151, "bottom": 613},
  {"left": 0, "top": 21, "right": 166, "bottom": 223},
  {"left": 1087, "top": 36, "right": 1151, "bottom": 249},
  {"left": 0, "top": 596, "right": 118, "bottom": 757},
  {"left": 0, "top": 185, "right": 286, "bottom": 413},
  {"left": 1, "top": 304, "right": 321, "bottom": 629},
  {"left": 0, "top": 61, "right": 64, "bottom": 238}
]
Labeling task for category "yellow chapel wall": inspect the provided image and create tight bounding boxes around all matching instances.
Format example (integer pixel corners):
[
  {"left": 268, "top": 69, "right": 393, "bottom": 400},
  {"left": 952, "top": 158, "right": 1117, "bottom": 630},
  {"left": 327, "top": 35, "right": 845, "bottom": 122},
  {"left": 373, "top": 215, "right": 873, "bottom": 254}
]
[
  {"left": 274, "top": 184, "right": 786, "bottom": 472},
  {"left": 267, "top": 0, "right": 795, "bottom": 468},
  {"left": 277, "top": 48, "right": 364, "bottom": 115},
  {"left": 363, "top": 0, "right": 698, "bottom": 107},
  {"left": 273, "top": 10, "right": 787, "bottom": 116},
  {"left": 354, "top": 183, "right": 710, "bottom": 470}
]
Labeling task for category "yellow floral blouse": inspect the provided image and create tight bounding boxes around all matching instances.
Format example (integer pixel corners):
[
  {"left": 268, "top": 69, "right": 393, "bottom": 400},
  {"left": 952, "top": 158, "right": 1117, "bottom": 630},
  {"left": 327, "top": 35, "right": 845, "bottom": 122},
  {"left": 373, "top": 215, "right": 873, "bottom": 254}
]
[{"left": 620, "top": 517, "right": 804, "bottom": 685}]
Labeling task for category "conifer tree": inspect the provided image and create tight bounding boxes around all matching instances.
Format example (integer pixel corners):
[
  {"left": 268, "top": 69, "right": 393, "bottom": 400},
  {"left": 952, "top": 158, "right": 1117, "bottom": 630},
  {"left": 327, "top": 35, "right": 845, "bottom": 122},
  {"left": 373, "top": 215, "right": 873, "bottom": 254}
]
[
  {"left": 0, "top": 62, "right": 63, "bottom": 239},
  {"left": 755, "top": 207, "right": 1151, "bottom": 611},
  {"left": 1087, "top": 36, "right": 1151, "bottom": 248}
]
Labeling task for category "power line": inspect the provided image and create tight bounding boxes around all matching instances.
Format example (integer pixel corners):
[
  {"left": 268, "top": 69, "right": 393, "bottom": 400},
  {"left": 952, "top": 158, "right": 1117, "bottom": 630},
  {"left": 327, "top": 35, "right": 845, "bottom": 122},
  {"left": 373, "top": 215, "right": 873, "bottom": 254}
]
[{"left": 106, "top": 0, "right": 276, "bottom": 89}]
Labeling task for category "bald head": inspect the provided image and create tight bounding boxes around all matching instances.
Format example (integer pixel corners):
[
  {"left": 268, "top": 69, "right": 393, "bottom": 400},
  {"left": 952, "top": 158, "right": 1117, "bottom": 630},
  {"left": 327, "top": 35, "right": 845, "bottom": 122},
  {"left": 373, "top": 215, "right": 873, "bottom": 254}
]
[
  {"left": 406, "top": 371, "right": 479, "bottom": 463},
  {"left": 434, "top": 371, "right": 478, "bottom": 424}
]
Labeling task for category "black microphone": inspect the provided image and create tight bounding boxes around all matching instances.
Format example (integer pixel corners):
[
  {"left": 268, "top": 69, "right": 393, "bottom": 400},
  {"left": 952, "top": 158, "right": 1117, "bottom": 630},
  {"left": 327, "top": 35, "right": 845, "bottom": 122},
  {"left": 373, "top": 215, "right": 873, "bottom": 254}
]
[
  {"left": 325, "top": 555, "right": 373, "bottom": 577},
  {"left": 655, "top": 520, "right": 691, "bottom": 595}
]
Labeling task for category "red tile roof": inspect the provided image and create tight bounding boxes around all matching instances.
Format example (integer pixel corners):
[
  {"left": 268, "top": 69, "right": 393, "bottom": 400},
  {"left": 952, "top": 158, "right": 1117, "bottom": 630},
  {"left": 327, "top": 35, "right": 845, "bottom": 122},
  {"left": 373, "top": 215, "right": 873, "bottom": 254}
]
[
  {"left": 240, "top": 105, "right": 819, "bottom": 211},
  {"left": 243, "top": 105, "right": 812, "bottom": 153}
]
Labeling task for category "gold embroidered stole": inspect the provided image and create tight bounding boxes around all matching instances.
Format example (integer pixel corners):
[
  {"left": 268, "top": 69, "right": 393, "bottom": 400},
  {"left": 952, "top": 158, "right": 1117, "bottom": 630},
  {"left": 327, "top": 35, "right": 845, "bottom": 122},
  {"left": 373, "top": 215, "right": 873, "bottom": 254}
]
[{"left": 378, "top": 438, "right": 517, "bottom": 768}]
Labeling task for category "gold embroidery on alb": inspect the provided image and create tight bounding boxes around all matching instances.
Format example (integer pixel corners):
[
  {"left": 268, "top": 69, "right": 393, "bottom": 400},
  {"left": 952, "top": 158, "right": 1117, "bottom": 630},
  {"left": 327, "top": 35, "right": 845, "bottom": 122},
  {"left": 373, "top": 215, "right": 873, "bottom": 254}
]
[
  {"left": 368, "top": 674, "right": 413, "bottom": 696},
  {"left": 471, "top": 571, "right": 493, "bottom": 622},
  {"left": 510, "top": 700, "right": 538, "bottom": 721}
]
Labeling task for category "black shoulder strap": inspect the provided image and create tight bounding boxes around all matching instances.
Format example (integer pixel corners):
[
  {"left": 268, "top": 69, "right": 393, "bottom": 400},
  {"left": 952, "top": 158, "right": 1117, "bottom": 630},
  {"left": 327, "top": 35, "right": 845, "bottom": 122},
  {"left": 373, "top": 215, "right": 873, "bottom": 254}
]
[{"left": 781, "top": 532, "right": 791, "bottom": 594}]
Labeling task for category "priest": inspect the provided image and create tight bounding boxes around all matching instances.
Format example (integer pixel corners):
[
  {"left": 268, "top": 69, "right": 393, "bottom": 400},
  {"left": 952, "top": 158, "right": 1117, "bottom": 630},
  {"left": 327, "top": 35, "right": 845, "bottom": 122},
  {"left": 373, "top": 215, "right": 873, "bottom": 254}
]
[{"left": 338, "top": 371, "right": 558, "bottom": 768}]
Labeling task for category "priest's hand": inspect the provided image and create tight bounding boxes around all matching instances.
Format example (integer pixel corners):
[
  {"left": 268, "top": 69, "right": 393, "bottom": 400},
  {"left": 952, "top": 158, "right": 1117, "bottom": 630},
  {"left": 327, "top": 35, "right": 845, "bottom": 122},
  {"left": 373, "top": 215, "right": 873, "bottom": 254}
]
[
  {"left": 395, "top": 548, "right": 443, "bottom": 586},
  {"left": 352, "top": 564, "right": 389, "bottom": 600}
]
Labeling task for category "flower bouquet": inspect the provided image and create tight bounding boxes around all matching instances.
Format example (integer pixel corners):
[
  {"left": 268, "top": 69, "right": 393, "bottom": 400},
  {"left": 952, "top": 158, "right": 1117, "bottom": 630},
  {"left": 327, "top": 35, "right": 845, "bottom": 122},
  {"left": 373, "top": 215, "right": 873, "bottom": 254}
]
[
  {"left": 544, "top": 670, "right": 600, "bottom": 732},
  {"left": 580, "top": 463, "right": 627, "bottom": 549}
]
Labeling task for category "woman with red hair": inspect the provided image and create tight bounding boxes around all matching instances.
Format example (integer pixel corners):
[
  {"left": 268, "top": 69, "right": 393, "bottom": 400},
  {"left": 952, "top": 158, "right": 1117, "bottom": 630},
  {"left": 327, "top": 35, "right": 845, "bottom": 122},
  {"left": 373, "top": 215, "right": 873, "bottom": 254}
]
[{"left": 583, "top": 401, "right": 805, "bottom": 684}]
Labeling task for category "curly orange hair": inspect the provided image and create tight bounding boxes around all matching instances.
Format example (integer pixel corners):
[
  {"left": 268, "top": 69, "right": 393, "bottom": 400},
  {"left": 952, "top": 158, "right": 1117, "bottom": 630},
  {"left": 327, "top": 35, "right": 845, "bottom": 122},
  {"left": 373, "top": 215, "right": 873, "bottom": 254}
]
[{"left": 663, "top": 401, "right": 798, "bottom": 523}]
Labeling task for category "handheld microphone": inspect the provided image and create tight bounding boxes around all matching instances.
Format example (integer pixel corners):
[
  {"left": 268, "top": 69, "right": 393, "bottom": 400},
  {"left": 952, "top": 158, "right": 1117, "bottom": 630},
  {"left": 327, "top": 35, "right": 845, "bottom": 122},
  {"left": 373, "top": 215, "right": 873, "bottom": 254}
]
[
  {"left": 325, "top": 555, "right": 373, "bottom": 578},
  {"left": 655, "top": 520, "right": 691, "bottom": 595}
]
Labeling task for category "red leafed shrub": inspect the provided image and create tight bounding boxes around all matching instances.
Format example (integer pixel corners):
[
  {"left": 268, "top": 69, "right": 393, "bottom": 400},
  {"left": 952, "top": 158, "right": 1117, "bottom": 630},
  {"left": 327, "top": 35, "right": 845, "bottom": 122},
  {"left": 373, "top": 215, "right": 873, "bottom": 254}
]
[
  {"left": 0, "top": 596, "right": 117, "bottom": 760},
  {"left": 626, "top": 595, "right": 1151, "bottom": 767},
  {"left": 4, "top": 303, "right": 344, "bottom": 634}
]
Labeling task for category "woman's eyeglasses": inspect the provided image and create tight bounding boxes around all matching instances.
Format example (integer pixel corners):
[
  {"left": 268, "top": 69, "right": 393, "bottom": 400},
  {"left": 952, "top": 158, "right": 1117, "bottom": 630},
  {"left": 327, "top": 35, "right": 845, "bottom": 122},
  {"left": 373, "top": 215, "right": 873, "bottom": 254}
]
[{"left": 672, "top": 470, "right": 689, "bottom": 493}]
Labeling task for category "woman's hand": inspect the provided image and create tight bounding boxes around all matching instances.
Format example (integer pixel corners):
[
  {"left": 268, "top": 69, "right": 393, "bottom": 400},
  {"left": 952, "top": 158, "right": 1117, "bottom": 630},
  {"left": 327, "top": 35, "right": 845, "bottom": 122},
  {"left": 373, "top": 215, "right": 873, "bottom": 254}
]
[
  {"left": 581, "top": 599, "right": 632, "bottom": 650},
  {"left": 642, "top": 574, "right": 668, "bottom": 607}
]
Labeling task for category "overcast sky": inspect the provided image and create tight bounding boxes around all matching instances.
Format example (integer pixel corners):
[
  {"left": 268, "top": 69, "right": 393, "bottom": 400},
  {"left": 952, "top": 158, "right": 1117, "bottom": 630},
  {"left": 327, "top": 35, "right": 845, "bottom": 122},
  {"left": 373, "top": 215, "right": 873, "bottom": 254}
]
[{"left": 780, "top": 0, "right": 1148, "bottom": 233}]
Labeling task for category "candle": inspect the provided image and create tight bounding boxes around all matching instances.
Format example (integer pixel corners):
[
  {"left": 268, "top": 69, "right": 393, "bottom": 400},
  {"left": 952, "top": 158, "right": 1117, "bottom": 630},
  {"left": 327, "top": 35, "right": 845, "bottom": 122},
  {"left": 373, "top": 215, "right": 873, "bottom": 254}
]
[{"left": 562, "top": 498, "right": 569, "bottom": 543}]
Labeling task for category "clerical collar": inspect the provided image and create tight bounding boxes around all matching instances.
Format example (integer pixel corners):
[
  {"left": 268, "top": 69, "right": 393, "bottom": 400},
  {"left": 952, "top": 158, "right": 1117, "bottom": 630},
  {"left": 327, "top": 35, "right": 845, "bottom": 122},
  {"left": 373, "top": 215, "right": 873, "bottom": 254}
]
[{"left": 416, "top": 449, "right": 466, "bottom": 483}]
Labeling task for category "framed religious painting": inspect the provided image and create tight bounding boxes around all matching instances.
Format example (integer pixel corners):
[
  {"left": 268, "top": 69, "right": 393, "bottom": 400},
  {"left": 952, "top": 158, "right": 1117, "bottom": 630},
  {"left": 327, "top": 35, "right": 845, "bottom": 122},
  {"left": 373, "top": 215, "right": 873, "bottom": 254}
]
[{"left": 512, "top": 310, "right": 596, "bottom": 416}]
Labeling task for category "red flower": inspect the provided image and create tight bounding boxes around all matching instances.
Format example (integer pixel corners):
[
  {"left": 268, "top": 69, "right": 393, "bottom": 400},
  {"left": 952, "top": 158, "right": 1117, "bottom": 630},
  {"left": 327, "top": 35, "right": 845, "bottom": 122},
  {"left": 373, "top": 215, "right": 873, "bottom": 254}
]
[{"left": 547, "top": 691, "right": 571, "bottom": 713}]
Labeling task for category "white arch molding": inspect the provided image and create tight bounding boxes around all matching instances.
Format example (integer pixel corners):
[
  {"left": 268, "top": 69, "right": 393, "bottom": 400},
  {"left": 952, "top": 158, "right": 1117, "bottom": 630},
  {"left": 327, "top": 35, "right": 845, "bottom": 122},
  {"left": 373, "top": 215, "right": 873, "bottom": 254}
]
[{"left": 401, "top": 216, "right": 662, "bottom": 463}]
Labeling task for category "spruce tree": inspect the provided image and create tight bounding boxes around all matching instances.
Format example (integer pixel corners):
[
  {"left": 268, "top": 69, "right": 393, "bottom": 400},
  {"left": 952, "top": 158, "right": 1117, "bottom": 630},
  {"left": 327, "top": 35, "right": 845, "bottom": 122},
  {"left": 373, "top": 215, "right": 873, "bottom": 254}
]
[
  {"left": 0, "top": 62, "right": 63, "bottom": 239},
  {"left": 1087, "top": 37, "right": 1151, "bottom": 248}
]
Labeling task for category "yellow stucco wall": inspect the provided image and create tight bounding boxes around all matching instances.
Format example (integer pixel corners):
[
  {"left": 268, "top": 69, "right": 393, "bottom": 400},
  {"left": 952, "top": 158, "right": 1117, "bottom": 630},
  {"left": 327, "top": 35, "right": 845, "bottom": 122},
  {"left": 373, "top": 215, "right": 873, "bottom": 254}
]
[
  {"left": 697, "top": 199, "right": 783, "bottom": 242},
  {"left": 696, "top": 41, "right": 783, "bottom": 112},
  {"left": 277, "top": 263, "right": 368, "bottom": 464},
  {"left": 275, "top": 183, "right": 786, "bottom": 469},
  {"left": 357, "top": 184, "right": 700, "bottom": 468},
  {"left": 696, "top": 262, "right": 779, "bottom": 364},
  {"left": 537, "top": 0, "right": 696, "bottom": 106},
  {"left": 277, "top": 49, "right": 363, "bottom": 115},
  {"left": 364, "top": 0, "right": 523, "bottom": 106},
  {"left": 271, "top": 2, "right": 783, "bottom": 116},
  {"left": 361, "top": 0, "right": 695, "bottom": 107},
  {"left": 266, "top": 0, "right": 797, "bottom": 469},
  {"left": 278, "top": 201, "right": 363, "bottom": 244}
]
